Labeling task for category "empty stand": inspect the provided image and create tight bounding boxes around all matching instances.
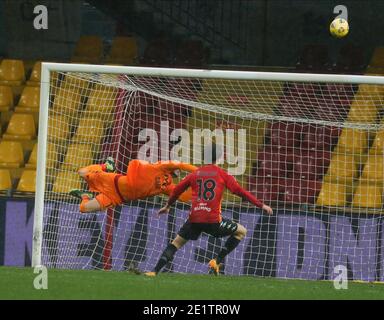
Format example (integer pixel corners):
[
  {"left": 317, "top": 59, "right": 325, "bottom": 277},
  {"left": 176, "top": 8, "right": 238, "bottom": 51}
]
[
  {"left": 325, "top": 153, "right": 358, "bottom": 181},
  {"left": 335, "top": 44, "right": 365, "bottom": 73},
  {"left": 62, "top": 72, "right": 91, "bottom": 94},
  {"left": 360, "top": 156, "right": 384, "bottom": 183},
  {"left": 0, "top": 85, "right": 14, "bottom": 111},
  {"left": 174, "top": 39, "right": 207, "bottom": 67},
  {"left": 0, "top": 169, "right": 12, "bottom": 190},
  {"left": 15, "top": 86, "right": 40, "bottom": 113},
  {"left": 296, "top": 44, "right": 330, "bottom": 72},
  {"left": 282, "top": 179, "right": 322, "bottom": 204},
  {"left": 84, "top": 87, "right": 117, "bottom": 119},
  {"left": 106, "top": 36, "right": 138, "bottom": 65},
  {"left": 293, "top": 150, "right": 331, "bottom": 180},
  {"left": 26, "top": 143, "right": 37, "bottom": 169},
  {"left": 248, "top": 176, "right": 283, "bottom": 203},
  {"left": 370, "top": 129, "right": 384, "bottom": 155},
  {"left": 73, "top": 117, "right": 105, "bottom": 144},
  {"left": 352, "top": 182, "right": 383, "bottom": 209},
  {"left": 0, "top": 141, "right": 24, "bottom": 168},
  {"left": 267, "top": 122, "right": 302, "bottom": 149},
  {"left": 51, "top": 87, "right": 83, "bottom": 118},
  {"left": 316, "top": 182, "right": 351, "bottom": 207},
  {"left": 140, "top": 38, "right": 172, "bottom": 66},
  {"left": 16, "top": 169, "right": 36, "bottom": 192},
  {"left": 2, "top": 113, "right": 36, "bottom": 145},
  {"left": 347, "top": 98, "right": 377, "bottom": 123},
  {"left": 368, "top": 47, "right": 384, "bottom": 72},
  {"left": 72, "top": 35, "right": 103, "bottom": 64},
  {"left": 0, "top": 85, "right": 14, "bottom": 127},
  {"left": 301, "top": 125, "right": 340, "bottom": 151},
  {"left": 62, "top": 143, "right": 94, "bottom": 171},
  {"left": 52, "top": 171, "right": 82, "bottom": 193},
  {"left": 335, "top": 128, "right": 368, "bottom": 155},
  {"left": 26, "top": 61, "right": 42, "bottom": 86},
  {"left": 47, "top": 115, "right": 71, "bottom": 144},
  {"left": 0, "top": 59, "right": 25, "bottom": 85}
]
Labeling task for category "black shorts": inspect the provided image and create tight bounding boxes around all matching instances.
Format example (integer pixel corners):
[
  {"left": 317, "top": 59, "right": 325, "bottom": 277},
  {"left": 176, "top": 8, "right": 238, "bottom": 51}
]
[{"left": 178, "top": 218, "right": 238, "bottom": 241}]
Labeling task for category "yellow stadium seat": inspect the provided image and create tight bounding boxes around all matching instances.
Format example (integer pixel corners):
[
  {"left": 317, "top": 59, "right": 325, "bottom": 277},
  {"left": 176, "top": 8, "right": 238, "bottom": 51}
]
[
  {"left": 26, "top": 62, "right": 41, "bottom": 86},
  {"left": 316, "top": 182, "right": 349, "bottom": 207},
  {"left": 46, "top": 143, "right": 59, "bottom": 171},
  {"left": 85, "top": 88, "right": 117, "bottom": 118},
  {"left": 0, "top": 169, "right": 12, "bottom": 190},
  {"left": 357, "top": 84, "right": 384, "bottom": 99},
  {"left": 347, "top": 98, "right": 377, "bottom": 123},
  {"left": 62, "top": 143, "right": 94, "bottom": 171},
  {"left": 15, "top": 86, "right": 40, "bottom": 112},
  {"left": 2, "top": 113, "right": 36, "bottom": 140},
  {"left": 72, "top": 36, "right": 103, "bottom": 64},
  {"left": 326, "top": 153, "right": 358, "bottom": 181},
  {"left": 370, "top": 47, "right": 384, "bottom": 67},
  {"left": 0, "top": 85, "right": 14, "bottom": 127},
  {"left": 370, "top": 130, "right": 384, "bottom": 154},
  {"left": 360, "top": 156, "right": 384, "bottom": 183},
  {"left": 16, "top": 170, "right": 36, "bottom": 192},
  {"left": 47, "top": 115, "right": 70, "bottom": 143},
  {"left": 352, "top": 182, "right": 383, "bottom": 209},
  {"left": 51, "top": 87, "right": 83, "bottom": 117},
  {"left": 0, "top": 85, "right": 14, "bottom": 111},
  {"left": 0, "top": 59, "right": 25, "bottom": 85},
  {"left": 25, "top": 143, "right": 38, "bottom": 169},
  {"left": 62, "top": 72, "right": 91, "bottom": 94},
  {"left": 0, "top": 141, "right": 24, "bottom": 168},
  {"left": 73, "top": 117, "right": 105, "bottom": 144},
  {"left": 336, "top": 128, "right": 368, "bottom": 155},
  {"left": 25, "top": 142, "right": 59, "bottom": 171},
  {"left": 52, "top": 171, "right": 82, "bottom": 193},
  {"left": 106, "top": 36, "right": 138, "bottom": 65}
]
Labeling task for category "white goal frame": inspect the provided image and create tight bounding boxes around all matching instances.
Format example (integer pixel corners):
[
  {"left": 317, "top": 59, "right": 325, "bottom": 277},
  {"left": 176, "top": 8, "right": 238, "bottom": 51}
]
[{"left": 32, "top": 62, "right": 384, "bottom": 268}]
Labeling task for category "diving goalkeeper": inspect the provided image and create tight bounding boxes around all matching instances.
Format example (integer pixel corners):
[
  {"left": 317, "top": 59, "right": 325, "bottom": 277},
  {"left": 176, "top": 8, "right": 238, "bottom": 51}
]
[
  {"left": 69, "top": 157, "right": 197, "bottom": 213},
  {"left": 145, "top": 144, "right": 273, "bottom": 277}
]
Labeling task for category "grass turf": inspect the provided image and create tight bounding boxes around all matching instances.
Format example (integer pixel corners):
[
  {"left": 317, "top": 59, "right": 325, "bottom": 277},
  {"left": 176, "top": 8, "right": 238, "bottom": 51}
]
[{"left": 0, "top": 266, "right": 384, "bottom": 300}]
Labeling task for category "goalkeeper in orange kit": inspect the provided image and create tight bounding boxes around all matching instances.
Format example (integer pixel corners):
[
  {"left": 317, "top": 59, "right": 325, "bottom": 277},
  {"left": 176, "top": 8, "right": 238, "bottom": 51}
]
[{"left": 69, "top": 157, "right": 197, "bottom": 213}]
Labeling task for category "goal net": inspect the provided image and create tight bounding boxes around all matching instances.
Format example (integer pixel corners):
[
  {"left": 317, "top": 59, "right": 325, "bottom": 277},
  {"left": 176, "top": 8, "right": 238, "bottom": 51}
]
[{"left": 33, "top": 64, "right": 384, "bottom": 282}]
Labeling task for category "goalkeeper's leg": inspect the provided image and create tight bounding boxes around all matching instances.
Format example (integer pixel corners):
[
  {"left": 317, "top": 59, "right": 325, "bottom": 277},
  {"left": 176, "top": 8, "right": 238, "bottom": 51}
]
[
  {"left": 78, "top": 157, "right": 116, "bottom": 179},
  {"left": 69, "top": 189, "right": 102, "bottom": 213}
]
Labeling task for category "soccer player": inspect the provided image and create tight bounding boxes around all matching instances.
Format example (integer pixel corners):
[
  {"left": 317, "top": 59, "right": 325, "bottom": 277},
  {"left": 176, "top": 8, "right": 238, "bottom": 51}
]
[
  {"left": 69, "top": 157, "right": 197, "bottom": 213},
  {"left": 145, "top": 144, "right": 273, "bottom": 276}
]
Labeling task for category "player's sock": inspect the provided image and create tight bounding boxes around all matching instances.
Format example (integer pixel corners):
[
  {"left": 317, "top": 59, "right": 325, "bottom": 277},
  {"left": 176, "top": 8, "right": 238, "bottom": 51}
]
[
  {"left": 153, "top": 243, "right": 178, "bottom": 273},
  {"left": 216, "top": 236, "right": 241, "bottom": 264}
]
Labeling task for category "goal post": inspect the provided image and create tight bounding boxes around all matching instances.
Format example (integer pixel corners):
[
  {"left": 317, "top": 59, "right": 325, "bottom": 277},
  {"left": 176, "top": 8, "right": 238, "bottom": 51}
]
[{"left": 33, "top": 62, "right": 384, "bottom": 282}]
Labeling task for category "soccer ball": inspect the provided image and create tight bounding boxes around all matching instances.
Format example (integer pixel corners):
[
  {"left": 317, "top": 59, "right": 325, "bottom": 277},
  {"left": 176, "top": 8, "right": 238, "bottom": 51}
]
[{"left": 330, "top": 18, "right": 349, "bottom": 38}]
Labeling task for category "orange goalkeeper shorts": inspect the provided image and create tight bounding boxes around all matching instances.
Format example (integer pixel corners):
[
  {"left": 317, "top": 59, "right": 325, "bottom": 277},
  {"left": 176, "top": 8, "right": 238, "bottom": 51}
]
[{"left": 84, "top": 171, "right": 125, "bottom": 210}]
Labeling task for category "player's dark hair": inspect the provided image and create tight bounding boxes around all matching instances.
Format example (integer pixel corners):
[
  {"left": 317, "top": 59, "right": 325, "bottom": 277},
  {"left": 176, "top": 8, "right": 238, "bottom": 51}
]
[{"left": 204, "top": 143, "right": 223, "bottom": 164}]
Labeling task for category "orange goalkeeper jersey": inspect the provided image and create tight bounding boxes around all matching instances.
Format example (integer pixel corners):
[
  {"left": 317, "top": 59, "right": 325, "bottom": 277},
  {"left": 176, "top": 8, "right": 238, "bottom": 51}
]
[{"left": 117, "top": 160, "right": 197, "bottom": 202}]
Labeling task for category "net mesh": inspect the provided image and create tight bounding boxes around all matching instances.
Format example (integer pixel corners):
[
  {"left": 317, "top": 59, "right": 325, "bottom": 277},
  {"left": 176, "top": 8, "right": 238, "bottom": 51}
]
[{"left": 40, "top": 68, "right": 384, "bottom": 281}]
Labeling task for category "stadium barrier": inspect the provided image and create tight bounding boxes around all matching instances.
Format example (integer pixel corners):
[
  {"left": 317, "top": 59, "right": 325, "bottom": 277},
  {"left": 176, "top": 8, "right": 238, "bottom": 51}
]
[{"left": 1, "top": 197, "right": 383, "bottom": 282}]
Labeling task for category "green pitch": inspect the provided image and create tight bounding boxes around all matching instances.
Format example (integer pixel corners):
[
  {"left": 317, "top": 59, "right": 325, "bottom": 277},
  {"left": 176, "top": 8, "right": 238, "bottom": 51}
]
[{"left": 0, "top": 266, "right": 384, "bottom": 300}]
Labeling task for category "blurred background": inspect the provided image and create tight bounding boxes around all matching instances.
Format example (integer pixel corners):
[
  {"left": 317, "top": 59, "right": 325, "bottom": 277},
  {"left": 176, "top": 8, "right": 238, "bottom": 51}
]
[{"left": 0, "top": 0, "right": 382, "bottom": 70}]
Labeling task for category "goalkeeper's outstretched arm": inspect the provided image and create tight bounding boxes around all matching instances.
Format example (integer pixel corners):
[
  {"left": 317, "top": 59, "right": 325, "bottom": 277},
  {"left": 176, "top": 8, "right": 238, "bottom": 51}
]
[
  {"left": 155, "top": 161, "right": 198, "bottom": 173},
  {"left": 158, "top": 174, "right": 192, "bottom": 215}
]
